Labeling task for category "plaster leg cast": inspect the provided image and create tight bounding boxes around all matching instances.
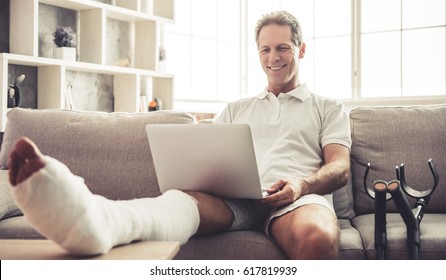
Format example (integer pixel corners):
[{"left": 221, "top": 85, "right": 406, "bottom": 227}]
[{"left": 9, "top": 138, "right": 199, "bottom": 256}]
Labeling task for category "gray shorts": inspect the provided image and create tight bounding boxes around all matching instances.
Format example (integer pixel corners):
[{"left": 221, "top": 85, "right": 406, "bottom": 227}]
[{"left": 223, "top": 193, "right": 335, "bottom": 238}]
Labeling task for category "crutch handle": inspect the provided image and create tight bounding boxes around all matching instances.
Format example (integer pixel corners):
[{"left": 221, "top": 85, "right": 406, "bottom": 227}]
[{"left": 397, "top": 159, "right": 439, "bottom": 199}]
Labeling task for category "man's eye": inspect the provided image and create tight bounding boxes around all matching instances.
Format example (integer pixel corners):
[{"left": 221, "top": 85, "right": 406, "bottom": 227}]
[
  {"left": 261, "top": 49, "right": 269, "bottom": 53},
  {"left": 278, "top": 47, "right": 290, "bottom": 51}
]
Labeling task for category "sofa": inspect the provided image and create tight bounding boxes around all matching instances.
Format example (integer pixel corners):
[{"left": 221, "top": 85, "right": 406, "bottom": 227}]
[{"left": 0, "top": 105, "right": 445, "bottom": 260}]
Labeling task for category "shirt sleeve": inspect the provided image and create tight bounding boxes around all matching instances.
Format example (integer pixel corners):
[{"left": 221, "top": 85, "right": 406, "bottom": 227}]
[
  {"left": 214, "top": 105, "right": 232, "bottom": 124},
  {"left": 320, "top": 101, "right": 352, "bottom": 150}
]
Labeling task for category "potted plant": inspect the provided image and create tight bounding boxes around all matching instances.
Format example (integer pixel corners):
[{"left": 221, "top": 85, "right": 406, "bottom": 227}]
[{"left": 53, "top": 26, "right": 77, "bottom": 61}]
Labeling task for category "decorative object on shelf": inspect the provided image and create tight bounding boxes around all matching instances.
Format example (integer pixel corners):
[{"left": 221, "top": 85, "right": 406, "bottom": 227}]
[
  {"left": 158, "top": 46, "right": 166, "bottom": 72},
  {"left": 141, "top": 0, "right": 154, "bottom": 15},
  {"left": 115, "top": 56, "right": 132, "bottom": 67},
  {"left": 149, "top": 96, "right": 163, "bottom": 111},
  {"left": 7, "top": 74, "right": 25, "bottom": 108},
  {"left": 65, "top": 84, "right": 75, "bottom": 110},
  {"left": 140, "top": 94, "right": 149, "bottom": 112},
  {"left": 53, "top": 26, "right": 77, "bottom": 61}
]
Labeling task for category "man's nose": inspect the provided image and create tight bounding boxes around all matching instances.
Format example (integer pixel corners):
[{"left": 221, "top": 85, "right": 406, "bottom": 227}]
[{"left": 269, "top": 50, "right": 280, "bottom": 62}]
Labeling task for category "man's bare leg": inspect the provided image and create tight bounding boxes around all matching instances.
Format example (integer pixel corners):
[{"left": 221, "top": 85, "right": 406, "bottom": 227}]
[
  {"left": 270, "top": 204, "right": 340, "bottom": 260},
  {"left": 186, "top": 191, "right": 235, "bottom": 235},
  {"left": 8, "top": 137, "right": 200, "bottom": 256}
]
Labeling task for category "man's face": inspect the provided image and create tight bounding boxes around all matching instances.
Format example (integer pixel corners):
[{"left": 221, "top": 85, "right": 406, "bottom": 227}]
[{"left": 258, "top": 24, "right": 305, "bottom": 94}]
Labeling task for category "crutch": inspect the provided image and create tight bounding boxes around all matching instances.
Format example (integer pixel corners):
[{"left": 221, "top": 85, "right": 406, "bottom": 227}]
[
  {"left": 364, "top": 164, "right": 392, "bottom": 260},
  {"left": 364, "top": 160, "right": 440, "bottom": 259},
  {"left": 390, "top": 160, "right": 440, "bottom": 260}
]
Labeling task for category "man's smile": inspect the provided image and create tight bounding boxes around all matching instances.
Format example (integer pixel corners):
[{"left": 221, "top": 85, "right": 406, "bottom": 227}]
[{"left": 268, "top": 65, "right": 286, "bottom": 71}]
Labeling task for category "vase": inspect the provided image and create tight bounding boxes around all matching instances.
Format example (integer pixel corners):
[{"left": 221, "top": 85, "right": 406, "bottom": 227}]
[
  {"left": 55, "top": 47, "right": 76, "bottom": 61},
  {"left": 158, "top": 61, "right": 166, "bottom": 72},
  {"left": 141, "top": 0, "right": 153, "bottom": 15},
  {"left": 7, "top": 83, "right": 23, "bottom": 108}
]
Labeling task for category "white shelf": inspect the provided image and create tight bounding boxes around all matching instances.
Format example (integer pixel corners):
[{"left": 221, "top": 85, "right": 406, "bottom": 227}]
[
  {"left": 1, "top": 0, "right": 175, "bottom": 132},
  {"left": 1, "top": 53, "right": 174, "bottom": 77},
  {"left": 40, "top": 0, "right": 174, "bottom": 22}
]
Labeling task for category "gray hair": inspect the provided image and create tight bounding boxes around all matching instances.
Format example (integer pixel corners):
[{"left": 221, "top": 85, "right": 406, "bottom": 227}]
[{"left": 255, "top": 10, "right": 303, "bottom": 48}]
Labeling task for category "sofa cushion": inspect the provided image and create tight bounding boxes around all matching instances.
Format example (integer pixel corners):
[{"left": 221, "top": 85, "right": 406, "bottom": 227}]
[
  {"left": 0, "top": 216, "right": 43, "bottom": 239},
  {"left": 0, "top": 108, "right": 195, "bottom": 200},
  {"left": 333, "top": 175, "right": 355, "bottom": 219},
  {"left": 174, "top": 231, "right": 287, "bottom": 260},
  {"left": 350, "top": 105, "right": 446, "bottom": 215},
  {"left": 175, "top": 220, "right": 365, "bottom": 260},
  {"left": 338, "top": 218, "right": 365, "bottom": 259},
  {"left": 352, "top": 213, "right": 446, "bottom": 259},
  {"left": 0, "top": 170, "right": 22, "bottom": 220}
]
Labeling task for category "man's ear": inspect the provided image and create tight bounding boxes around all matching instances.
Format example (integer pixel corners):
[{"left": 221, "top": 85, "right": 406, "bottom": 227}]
[{"left": 299, "top": 43, "right": 306, "bottom": 58}]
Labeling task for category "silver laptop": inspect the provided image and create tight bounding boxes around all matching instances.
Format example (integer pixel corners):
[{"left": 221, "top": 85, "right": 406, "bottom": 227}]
[{"left": 146, "top": 123, "right": 265, "bottom": 199}]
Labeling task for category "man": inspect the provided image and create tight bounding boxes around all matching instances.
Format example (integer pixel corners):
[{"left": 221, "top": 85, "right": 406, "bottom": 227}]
[{"left": 8, "top": 11, "right": 351, "bottom": 259}]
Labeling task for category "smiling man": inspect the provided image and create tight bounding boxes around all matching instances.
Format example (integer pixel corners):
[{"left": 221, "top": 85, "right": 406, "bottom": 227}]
[
  {"left": 7, "top": 11, "right": 351, "bottom": 260},
  {"left": 214, "top": 11, "right": 352, "bottom": 259}
]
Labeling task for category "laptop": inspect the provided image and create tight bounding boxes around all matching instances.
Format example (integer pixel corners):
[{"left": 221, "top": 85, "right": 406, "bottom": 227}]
[{"left": 146, "top": 123, "right": 266, "bottom": 199}]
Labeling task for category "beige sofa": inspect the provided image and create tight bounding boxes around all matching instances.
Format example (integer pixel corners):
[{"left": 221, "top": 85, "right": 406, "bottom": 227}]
[{"left": 0, "top": 106, "right": 445, "bottom": 259}]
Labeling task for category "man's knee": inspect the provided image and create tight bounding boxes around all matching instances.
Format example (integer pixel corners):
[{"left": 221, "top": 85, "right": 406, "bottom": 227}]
[
  {"left": 271, "top": 205, "right": 340, "bottom": 259},
  {"left": 302, "top": 220, "right": 339, "bottom": 250},
  {"left": 286, "top": 219, "right": 339, "bottom": 259}
]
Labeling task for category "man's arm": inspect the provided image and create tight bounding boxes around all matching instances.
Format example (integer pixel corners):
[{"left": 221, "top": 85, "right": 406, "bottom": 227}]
[{"left": 262, "top": 143, "right": 350, "bottom": 207}]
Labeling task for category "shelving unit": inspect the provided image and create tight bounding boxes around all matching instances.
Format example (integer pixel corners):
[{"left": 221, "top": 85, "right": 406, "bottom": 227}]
[{"left": 0, "top": 0, "right": 175, "bottom": 131}]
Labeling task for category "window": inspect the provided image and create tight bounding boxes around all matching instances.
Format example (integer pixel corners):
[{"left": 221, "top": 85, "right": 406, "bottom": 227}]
[
  {"left": 360, "top": 0, "right": 445, "bottom": 98},
  {"left": 164, "top": 0, "right": 446, "bottom": 113},
  {"left": 164, "top": 0, "right": 240, "bottom": 112}
]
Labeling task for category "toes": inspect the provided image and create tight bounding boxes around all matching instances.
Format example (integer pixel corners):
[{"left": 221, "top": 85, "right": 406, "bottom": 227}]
[
  {"left": 8, "top": 150, "right": 23, "bottom": 186},
  {"left": 8, "top": 137, "right": 46, "bottom": 186},
  {"left": 14, "top": 137, "right": 43, "bottom": 161}
]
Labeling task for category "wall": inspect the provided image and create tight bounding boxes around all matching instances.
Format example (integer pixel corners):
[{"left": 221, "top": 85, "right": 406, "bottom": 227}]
[{"left": 0, "top": 0, "right": 8, "bottom": 54}]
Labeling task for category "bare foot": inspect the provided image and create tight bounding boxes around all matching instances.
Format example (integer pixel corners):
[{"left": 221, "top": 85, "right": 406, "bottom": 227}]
[{"left": 8, "top": 137, "right": 46, "bottom": 186}]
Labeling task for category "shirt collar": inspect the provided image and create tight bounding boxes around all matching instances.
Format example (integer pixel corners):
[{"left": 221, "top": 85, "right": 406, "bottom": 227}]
[{"left": 257, "top": 84, "right": 311, "bottom": 102}]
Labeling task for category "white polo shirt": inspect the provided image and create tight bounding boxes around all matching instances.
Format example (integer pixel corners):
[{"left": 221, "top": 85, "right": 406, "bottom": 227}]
[{"left": 215, "top": 84, "right": 351, "bottom": 189}]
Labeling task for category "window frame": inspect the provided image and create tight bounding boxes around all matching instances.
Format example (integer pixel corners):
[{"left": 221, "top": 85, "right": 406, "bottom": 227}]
[
  {"left": 348, "top": 0, "right": 446, "bottom": 110},
  {"left": 169, "top": 0, "right": 446, "bottom": 113}
]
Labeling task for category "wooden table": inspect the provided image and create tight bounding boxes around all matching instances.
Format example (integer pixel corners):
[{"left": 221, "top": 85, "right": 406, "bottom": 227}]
[{"left": 0, "top": 239, "right": 180, "bottom": 260}]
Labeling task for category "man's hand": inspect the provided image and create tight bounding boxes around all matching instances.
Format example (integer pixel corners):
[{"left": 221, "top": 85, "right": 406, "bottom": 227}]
[
  {"left": 261, "top": 178, "right": 302, "bottom": 208},
  {"left": 261, "top": 144, "right": 350, "bottom": 208}
]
